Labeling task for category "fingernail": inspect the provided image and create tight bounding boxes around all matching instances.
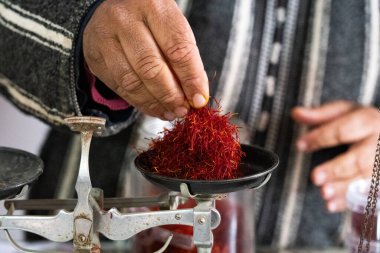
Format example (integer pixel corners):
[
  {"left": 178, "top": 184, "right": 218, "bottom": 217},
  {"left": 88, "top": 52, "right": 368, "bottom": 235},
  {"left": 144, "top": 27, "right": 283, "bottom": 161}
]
[
  {"left": 327, "top": 202, "right": 337, "bottom": 212},
  {"left": 314, "top": 171, "right": 327, "bottom": 185},
  {"left": 323, "top": 185, "right": 334, "bottom": 199},
  {"left": 175, "top": 107, "right": 188, "bottom": 118},
  {"left": 164, "top": 111, "right": 176, "bottom": 121},
  {"left": 192, "top": 93, "right": 207, "bottom": 108},
  {"left": 297, "top": 140, "right": 308, "bottom": 151}
]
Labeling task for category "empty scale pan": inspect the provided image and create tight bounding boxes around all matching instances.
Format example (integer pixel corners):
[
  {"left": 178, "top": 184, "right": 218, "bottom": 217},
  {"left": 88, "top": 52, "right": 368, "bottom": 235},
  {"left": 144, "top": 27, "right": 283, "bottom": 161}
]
[{"left": 0, "top": 147, "right": 43, "bottom": 200}]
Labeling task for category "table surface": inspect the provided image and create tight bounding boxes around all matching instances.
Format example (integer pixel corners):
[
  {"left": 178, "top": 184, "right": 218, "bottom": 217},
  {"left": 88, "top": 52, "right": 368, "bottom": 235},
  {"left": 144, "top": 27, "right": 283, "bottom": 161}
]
[
  {"left": 0, "top": 241, "right": 350, "bottom": 253},
  {"left": 257, "top": 248, "right": 348, "bottom": 253}
]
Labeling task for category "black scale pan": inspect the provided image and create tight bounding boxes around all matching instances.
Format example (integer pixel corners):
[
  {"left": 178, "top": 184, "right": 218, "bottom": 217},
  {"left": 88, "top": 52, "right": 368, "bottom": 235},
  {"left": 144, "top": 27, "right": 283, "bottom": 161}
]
[
  {"left": 0, "top": 147, "right": 43, "bottom": 200},
  {"left": 135, "top": 144, "right": 279, "bottom": 195}
]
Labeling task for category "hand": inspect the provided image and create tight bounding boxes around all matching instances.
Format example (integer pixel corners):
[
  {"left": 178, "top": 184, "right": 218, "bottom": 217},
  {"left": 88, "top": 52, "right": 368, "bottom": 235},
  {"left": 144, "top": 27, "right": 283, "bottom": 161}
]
[
  {"left": 292, "top": 101, "right": 380, "bottom": 212},
  {"left": 83, "top": 0, "right": 209, "bottom": 120}
]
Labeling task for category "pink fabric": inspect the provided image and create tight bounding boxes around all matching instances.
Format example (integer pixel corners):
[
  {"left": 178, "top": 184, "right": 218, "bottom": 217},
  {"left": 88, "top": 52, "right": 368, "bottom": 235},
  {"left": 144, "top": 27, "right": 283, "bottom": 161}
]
[{"left": 85, "top": 65, "right": 129, "bottom": 111}]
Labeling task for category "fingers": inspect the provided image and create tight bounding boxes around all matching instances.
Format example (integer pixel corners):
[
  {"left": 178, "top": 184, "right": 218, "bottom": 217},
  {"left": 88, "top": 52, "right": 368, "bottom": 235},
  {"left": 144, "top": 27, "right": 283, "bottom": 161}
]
[
  {"left": 312, "top": 138, "right": 375, "bottom": 185},
  {"left": 317, "top": 176, "right": 357, "bottom": 213},
  {"left": 144, "top": 0, "right": 209, "bottom": 108},
  {"left": 296, "top": 108, "right": 380, "bottom": 152},
  {"left": 320, "top": 181, "right": 346, "bottom": 200},
  {"left": 311, "top": 137, "right": 377, "bottom": 213},
  {"left": 100, "top": 40, "right": 171, "bottom": 120},
  {"left": 311, "top": 152, "right": 357, "bottom": 186},
  {"left": 116, "top": 20, "right": 189, "bottom": 117},
  {"left": 83, "top": 26, "right": 171, "bottom": 119},
  {"left": 325, "top": 195, "right": 347, "bottom": 213},
  {"left": 320, "top": 179, "right": 358, "bottom": 212},
  {"left": 292, "top": 100, "right": 355, "bottom": 126},
  {"left": 313, "top": 152, "right": 361, "bottom": 213},
  {"left": 85, "top": 0, "right": 208, "bottom": 120}
]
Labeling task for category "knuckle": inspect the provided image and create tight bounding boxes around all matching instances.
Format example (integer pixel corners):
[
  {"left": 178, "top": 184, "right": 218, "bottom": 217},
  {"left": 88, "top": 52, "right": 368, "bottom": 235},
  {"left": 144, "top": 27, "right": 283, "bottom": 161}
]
[
  {"left": 356, "top": 155, "right": 369, "bottom": 174},
  {"left": 331, "top": 166, "right": 340, "bottom": 178},
  {"left": 84, "top": 51, "right": 103, "bottom": 66},
  {"left": 147, "top": 101, "right": 161, "bottom": 111},
  {"left": 335, "top": 126, "right": 346, "bottom": 144},
  {"left": 150, "top": 0, "right": 172, "bottom": 15},
  {"left": 141, "top": 100, "right": 164, "bottom": 117},
  {"left": 117, "top": 72, "right": 143, "bottom": 95},
  {"left": 166, "top": 42, "right": 196, "bottom": 64},
  {"left": 181, "top": 75, "right": 203, "bottom": 90},
  {"left": 157, "top": 89, "right": 179, "bottom": 105},
  {"left": 135, "top": 54, "right": 164, "bottom": 80},
  {"left": 108, "top": 3, "right": 129, "bottom": 24},
  {"left": 83, "top": 43, "right": 103, "bottom": 66}
]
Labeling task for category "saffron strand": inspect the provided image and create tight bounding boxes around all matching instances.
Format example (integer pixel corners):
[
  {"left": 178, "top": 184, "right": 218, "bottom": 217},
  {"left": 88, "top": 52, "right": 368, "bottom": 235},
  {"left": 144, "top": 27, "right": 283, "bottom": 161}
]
[{"left": 145, "top": 103, "right": 245, "bottom": 180}]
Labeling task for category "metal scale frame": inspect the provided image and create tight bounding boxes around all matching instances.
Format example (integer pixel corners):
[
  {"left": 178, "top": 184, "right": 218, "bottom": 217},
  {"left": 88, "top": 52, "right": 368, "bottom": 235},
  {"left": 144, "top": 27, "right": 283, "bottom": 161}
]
[{"left": 0, "top": 116, "right": 279, "bottom": 253}]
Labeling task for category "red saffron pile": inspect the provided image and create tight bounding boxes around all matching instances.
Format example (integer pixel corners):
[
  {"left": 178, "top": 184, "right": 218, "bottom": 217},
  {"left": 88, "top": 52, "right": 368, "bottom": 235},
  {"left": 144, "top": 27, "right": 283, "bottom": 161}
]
[{"left": 146, "top": 103, "right": 244, "bottom": 180}]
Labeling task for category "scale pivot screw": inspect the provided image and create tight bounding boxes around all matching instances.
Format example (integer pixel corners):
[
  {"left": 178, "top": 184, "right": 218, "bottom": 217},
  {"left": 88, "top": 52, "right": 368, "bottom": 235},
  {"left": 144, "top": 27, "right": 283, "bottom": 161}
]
[
  {"left": 78, "top": 234, "right": 87, "bottom": 243},
  {"left": 198, "top": 216, "right": 206, "bottom": 225},
  {"left": 175, "top": 213, "right": 182, "bottom": 220}
]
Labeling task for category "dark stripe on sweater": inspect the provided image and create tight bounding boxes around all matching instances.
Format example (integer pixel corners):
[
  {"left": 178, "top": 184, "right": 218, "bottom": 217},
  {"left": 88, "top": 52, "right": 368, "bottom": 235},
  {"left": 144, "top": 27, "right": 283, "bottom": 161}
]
[
  {"left": 236, "top": 0, "right": 267, "bottom": 121},
  {"left": 0, "top": 0, "right": 73, "bottom": 37},
  {"left": 0, "top": 15, "right": 71, "bottom": 53},
  {"left": 187, "top": 0, "right": 235, "bottom": 96}
]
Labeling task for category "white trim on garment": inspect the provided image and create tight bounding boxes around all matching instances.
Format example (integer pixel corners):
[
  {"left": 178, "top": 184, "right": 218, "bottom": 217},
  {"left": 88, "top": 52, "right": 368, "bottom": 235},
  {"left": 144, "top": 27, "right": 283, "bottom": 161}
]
[
  {"left": 0, "top": 2, "right": 72, "bottom": 55},
  {"left": 359, "top": 0, "right": 380, "bottom": 105},
  {"left": 216, "top": 0, "right": 255, "bottom": 113},
  {"left": 0, "top": 74, "right": 71, "bottom": 125}
]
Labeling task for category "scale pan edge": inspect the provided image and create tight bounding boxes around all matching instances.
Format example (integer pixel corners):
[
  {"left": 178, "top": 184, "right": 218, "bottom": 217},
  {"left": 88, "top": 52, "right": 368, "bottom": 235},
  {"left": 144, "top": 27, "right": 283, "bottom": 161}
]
[
  {"left": 0, "top": 147, "right": 43, "bottom": 200},
  {"left": 134, "top": 144, "right": 279, "bottom": 195}
]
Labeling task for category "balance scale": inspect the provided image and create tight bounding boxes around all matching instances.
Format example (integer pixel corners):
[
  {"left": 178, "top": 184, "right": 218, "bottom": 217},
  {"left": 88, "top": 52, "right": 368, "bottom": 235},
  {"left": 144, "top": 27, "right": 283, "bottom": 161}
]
[{"left": 0, "top": 116, "right": 279, "bottom": 253}]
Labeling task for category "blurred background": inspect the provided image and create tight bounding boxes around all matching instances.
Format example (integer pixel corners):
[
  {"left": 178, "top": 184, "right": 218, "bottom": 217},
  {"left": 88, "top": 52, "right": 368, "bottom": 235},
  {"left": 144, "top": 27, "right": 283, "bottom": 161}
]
[
  {"left": 0, "top": 95, "right": 49, "bottom": 250},
  {"left": 0, "top": 95, "right": 49, "bottom": 154}
]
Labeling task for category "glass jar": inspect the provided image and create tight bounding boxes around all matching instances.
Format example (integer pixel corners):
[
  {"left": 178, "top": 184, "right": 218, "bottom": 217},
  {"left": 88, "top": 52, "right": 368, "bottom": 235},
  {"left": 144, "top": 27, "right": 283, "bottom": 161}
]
[
  {"left": 132, "top": 191, "right": 255, "bottom": 253},
  {"left": 346, "top": 178, "right": 380, "bottom": 253},
  {"left": 122, "top": 115, "right": 171, "bottom": 198},
  {"left": 123, "top": 116, "right": 256, "bottom": 253}
]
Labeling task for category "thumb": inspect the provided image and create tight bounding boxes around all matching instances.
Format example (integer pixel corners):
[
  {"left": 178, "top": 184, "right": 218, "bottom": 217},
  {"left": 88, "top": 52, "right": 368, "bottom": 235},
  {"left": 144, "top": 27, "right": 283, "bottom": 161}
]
[{"left": 291, "top": 100, "right": 356, "bottom": 126}]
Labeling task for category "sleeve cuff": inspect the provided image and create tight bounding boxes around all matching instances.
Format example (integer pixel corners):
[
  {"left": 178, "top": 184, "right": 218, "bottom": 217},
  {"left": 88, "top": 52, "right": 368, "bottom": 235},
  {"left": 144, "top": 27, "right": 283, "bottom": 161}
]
[
  {"left": 74, "top": 0, "right": 137, "bottom": 130},
  {"left": 84, "top": 64, "right": 130, "bottom": 111}
]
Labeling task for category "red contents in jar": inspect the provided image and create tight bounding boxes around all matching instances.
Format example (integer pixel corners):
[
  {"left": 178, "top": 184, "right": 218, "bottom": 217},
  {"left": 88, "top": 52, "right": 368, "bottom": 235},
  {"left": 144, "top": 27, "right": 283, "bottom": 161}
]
[
  {"left": 145, "top": 103, "right": 245, "bottom": 180},
  {"left": 351, "top": 211, "right": 379, "bottom": 241},
  {"left": 133, "top": 198, "right": 248, "bottom": 253}
]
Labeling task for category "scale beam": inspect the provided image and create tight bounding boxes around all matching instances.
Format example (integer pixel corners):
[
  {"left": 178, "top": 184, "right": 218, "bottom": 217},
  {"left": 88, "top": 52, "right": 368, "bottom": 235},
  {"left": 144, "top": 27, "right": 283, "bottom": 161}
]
[
  {"left": 0, "top": 211, "right": 73, "bottom": 242},
  {"left": 0, "top": 116, "right": 277, "bottom": 253}
]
